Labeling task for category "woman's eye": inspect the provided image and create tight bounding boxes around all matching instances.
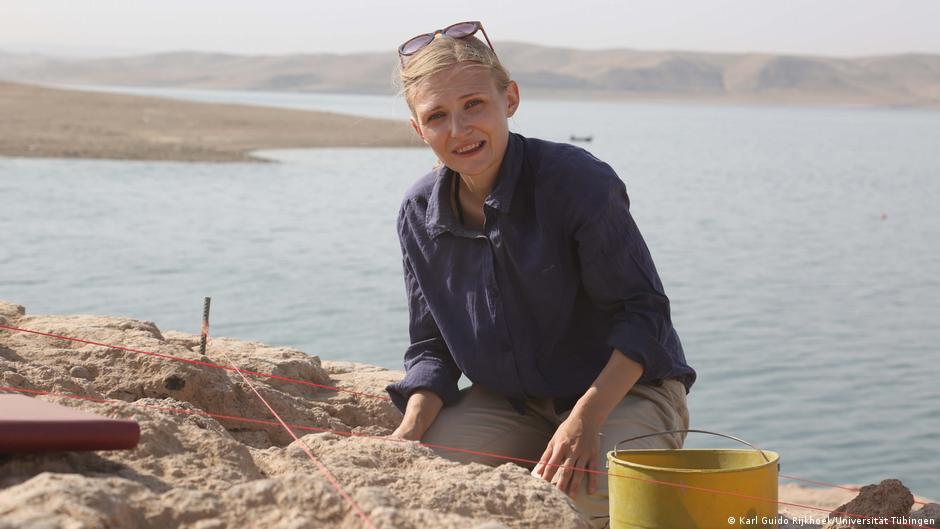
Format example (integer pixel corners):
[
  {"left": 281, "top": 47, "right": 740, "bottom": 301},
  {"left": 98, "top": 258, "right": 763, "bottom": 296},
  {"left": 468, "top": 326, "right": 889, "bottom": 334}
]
[{"left": 427, "top": 100, "right": 481, "bottom": 122}]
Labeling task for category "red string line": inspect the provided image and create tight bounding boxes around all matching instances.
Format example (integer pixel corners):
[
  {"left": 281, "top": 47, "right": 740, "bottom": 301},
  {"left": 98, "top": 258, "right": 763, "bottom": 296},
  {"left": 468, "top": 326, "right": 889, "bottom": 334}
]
[
  {"left": 778, "top": 474, "right": 901, "bottom": 500},
  {"left": 0, "top": 384, "right": 933, "bottom": 528},
  {"left": 0, "top": 324, "right": 931, "bottom": 508},
  {"left": 0, "top": 323, "right": 389, "bottom": 401},
  {"left": 207, "top": 335, "right": 378, "bottom": 529}
]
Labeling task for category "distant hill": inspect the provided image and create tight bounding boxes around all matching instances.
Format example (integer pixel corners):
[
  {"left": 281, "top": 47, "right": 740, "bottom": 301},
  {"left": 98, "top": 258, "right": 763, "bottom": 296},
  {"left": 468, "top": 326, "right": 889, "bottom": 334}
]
[{"left": 2, "top": 42, "right": 939, "bottom": 107}]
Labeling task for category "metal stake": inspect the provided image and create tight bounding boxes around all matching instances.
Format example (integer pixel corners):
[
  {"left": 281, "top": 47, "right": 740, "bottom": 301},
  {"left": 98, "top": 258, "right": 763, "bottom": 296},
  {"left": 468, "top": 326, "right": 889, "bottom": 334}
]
[{"left": 199, "top": 297, "right": 211, "bottom": 355}]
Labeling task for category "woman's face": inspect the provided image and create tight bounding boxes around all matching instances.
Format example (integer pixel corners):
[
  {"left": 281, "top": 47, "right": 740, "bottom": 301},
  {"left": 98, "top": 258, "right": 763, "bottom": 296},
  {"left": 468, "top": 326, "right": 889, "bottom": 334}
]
[{"left": 409, "top": 63, "right": 519, "bottom": 184}]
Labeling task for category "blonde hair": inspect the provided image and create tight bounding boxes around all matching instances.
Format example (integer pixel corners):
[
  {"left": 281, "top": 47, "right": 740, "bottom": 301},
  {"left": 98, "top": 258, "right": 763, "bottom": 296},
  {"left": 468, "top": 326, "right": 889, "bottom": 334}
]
[
  {"left": 393, "top": 34, "right": 513, "bottom": 169},
  {"left": 394, "top": 35, "right": 511, "bottom": 118}
]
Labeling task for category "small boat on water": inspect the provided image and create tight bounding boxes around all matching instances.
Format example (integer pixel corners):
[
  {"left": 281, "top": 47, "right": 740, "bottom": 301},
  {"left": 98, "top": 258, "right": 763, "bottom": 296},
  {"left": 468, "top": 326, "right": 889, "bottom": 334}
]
[{"left": 569, "top": 134, "right": 593, "bottom": 142}]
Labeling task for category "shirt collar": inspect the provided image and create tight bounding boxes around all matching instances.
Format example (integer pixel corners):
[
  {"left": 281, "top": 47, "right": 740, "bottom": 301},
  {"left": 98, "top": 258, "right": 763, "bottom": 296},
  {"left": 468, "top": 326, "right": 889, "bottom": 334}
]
[{"left": 426, "top": 132, "right": 524, "bottom": 239}]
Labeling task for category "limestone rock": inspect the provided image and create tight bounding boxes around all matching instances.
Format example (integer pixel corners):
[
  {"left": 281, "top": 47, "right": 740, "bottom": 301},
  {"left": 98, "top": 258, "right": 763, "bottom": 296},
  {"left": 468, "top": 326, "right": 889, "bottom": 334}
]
[
  {"left": 0, "top": 301, "right": 25, "bottom": 320},
  {"left": 0, "top": 302, "right": 25, "bottom": 327},
  {"left": 822, "top": 479, "right": 915, "bottom": 529},
  {"left": 909, "top": 503, "right": 940, "bottom": 528},
  {"left": 69, "top": 365, "right": 93, "bottom": 379},
  {"left": 0, "top": 301, "right": 593, "bottom": 528}
]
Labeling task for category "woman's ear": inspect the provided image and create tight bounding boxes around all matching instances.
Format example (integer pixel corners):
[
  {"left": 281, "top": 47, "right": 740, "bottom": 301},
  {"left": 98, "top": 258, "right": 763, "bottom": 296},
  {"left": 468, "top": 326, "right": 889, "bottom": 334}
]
[{"left": 506, "top": 80, "right": 520, "bottom": 118}]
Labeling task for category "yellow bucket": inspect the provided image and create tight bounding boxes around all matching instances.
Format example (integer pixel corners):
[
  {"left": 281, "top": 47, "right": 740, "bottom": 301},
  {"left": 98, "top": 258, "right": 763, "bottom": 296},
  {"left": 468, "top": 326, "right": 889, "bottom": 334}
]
[{"left": 606, "top": 429, "right": 780, "bottom": 529}]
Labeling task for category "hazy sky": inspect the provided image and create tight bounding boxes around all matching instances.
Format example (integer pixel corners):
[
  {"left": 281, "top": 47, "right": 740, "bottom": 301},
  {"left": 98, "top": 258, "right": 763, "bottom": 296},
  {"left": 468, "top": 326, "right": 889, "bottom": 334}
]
[{"left": 4, "top": 0, "right": 939, "bottom": 57}]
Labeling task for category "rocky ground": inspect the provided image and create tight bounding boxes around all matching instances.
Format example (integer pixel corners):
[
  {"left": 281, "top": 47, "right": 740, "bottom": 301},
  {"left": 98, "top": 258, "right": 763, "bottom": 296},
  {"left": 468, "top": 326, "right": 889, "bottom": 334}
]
[{"left": 0, "top": 300, "right": 936, "bottom": 528}]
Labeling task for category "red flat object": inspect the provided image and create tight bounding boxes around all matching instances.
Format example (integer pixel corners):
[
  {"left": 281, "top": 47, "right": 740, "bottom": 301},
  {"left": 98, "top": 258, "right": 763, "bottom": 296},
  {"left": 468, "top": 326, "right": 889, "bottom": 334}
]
[{"left": 0, "top": 394, "right": 140, "bottom": 452}]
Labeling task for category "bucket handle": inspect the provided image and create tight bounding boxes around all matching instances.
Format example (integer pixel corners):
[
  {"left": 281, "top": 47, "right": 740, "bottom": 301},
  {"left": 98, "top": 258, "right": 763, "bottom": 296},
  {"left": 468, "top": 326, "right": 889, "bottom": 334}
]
[{"left": 614, "top": 429, "right": 773, "bottom": 464}]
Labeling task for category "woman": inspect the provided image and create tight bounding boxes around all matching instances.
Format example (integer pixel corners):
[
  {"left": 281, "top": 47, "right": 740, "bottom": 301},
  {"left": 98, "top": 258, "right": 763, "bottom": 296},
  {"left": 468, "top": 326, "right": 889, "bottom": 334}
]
[{"left": 386, "top": 21, "right": 696, "bottom": 527}]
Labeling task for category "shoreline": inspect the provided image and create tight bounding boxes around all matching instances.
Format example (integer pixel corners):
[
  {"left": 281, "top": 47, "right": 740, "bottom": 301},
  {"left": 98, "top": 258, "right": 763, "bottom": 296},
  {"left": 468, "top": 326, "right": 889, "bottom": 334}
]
[
  {"left": 0, "top": 81, "right": 423, "bottom": 163},
  {"left": 3, "top": 81, "right": 936, "bottom": 165}
]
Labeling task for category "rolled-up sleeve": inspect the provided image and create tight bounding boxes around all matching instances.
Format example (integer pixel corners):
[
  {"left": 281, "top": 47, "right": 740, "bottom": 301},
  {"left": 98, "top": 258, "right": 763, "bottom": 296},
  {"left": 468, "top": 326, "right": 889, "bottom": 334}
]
[
  {"left": 573, "top": 180, "right": 676, "bottom": 384},
  {"left": 385, "top": 247, "right": 462, "bottom": 414}
]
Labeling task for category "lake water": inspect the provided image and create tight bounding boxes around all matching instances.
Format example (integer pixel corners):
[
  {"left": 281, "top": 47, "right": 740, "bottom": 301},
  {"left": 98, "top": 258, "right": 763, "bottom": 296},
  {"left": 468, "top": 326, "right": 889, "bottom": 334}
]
[{"left": 2, "top": 86, "right": 939, "bottom": 499}]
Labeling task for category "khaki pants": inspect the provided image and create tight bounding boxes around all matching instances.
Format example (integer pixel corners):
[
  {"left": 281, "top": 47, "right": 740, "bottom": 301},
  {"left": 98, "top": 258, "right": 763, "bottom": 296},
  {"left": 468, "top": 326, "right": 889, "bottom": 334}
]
[{"left": 421, "top": 379, "right": 690, "bottom": 528}]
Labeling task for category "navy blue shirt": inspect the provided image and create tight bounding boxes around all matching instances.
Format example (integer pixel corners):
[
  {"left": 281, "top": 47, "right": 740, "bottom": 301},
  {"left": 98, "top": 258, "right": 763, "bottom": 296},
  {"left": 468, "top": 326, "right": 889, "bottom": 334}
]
[{"left": 386, "top": 131, "right": 696, "bottom": 416}]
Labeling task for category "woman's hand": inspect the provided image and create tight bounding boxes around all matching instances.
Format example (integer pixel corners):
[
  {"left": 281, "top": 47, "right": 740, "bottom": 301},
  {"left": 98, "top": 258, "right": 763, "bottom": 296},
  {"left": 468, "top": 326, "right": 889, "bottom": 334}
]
[
  {"left": 386, "top": 389, "right": 443, "bottom": 442},
  {"left": 532, "top": 350, "right": 644, "bottom": 498},
  {"left": 531, "top": 410, "right": 602, "bottom": 499}
]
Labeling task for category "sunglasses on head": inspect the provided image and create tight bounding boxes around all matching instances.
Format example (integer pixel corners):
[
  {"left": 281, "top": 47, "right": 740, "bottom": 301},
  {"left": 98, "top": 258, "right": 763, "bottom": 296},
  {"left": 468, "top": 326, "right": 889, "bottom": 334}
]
[{"left": 398, "top": 21, "right": 497, "bottom": 67}]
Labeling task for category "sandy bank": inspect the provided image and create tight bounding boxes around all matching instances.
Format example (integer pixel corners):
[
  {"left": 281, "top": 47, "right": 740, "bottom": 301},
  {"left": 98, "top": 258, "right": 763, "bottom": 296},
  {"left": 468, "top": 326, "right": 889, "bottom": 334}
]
[
  {"left": 0, "top": 301, "right": 936, "bottom": 528},
  {"left": 0, "top": 82, "right": 422, "bottom": 162}
]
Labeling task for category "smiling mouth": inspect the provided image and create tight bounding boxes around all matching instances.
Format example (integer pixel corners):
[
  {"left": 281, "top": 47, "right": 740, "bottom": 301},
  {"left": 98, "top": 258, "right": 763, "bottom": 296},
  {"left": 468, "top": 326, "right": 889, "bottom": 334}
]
[{"left": 453, "top": 140, "right": 485, "bottom": 155}]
